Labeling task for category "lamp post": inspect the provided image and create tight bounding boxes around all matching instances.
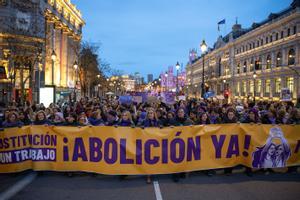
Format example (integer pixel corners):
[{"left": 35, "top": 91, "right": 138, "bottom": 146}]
[
  {"left": 176, "top": 62, "right": 180, "bottom": 96},
  {"left": 8, "top": 69, "right": 15, "bottom": 102},
  {"left": 164, "top": 72, "right": 168, "bottom": 91},
  {"left": 51, "top": 50, "right": 56, "bottom": 85},
  {"left": 200, "top": 40, "right": 207, "bottom": 98},
  {"left": 253, "top": 71, "right": 257, "bottom": 104},
  {"left": 73, "top": 61, "right": 78, "bottom": 101},
  {"left": 223, "top": 79, "right": 226, "bottom": 90}
]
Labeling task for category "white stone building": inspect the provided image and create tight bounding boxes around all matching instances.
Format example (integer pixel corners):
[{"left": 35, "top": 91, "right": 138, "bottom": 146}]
[{"left": 186, "top": 0, "right": 300, "bottom": 103}]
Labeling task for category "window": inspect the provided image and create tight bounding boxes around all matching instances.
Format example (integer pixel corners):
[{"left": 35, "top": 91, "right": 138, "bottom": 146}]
[
  {"left": 281, "top": 31, "right": 284, "bottom": 38},
  {"left": 256, "top": 80, "right": 262, "bottom": 93},
  {"left": 237, "top": 63, "right": 240, "bottom": 74},
  {"left": 276, "top": 52, "right": 282, "bottom": 67},
  {"left": 276, "top": 33, "right": 279, "bottom": 40},
  {"left": 250, "top": 80, "right": 254, "bottom": 93},
  {"left": 250, "top": 59, "right": 254, "bottom": 72},
  {"left": 287, "top": 28, "right": 290, "bottom": 37},
  {"left": 249, "top": 43, "right": 252, "bottom": 50},
  {"left": 266, "top": 37, "right": 269, "bottom": 44},
  {"left": 218, "top": 58, "right": 222, "bottom": 77},
  {"left": 275, "top": 78, "right": 281, "bottom": 93},
  {"left": 287, "top": 77, "right": 294, "bottom": 92},
  {"left": 270, "top": 35, "right": 272, "bottom": 42},
  {"left": 266, "top": 55, "right": 271, "bottom": 69},
  {"left": 288, "top": 49, "right": 295, "bottom": 65},
  {"left": 253, "top": 42, "right": 255, "bottom": 49},
  {"left": 243, "top": 61, "right": 247, "bottom": 73},
  {"left": 257, "top": 40, "right": 259, "bottom": 47},
  {"left": 242, "top": 81, "right": 246, "bottom": 93},
  {"left": 255, "top": 58, "right": 262, "bottom": 70},
  {"left": 265, "top": 79, "right": 271, "bottom": 93},
  {"left": 236, "top": 82, "right": 240, "bottom": 93},
  {"left": 293, "top": 26, "right": 297, "bottom": 35},
  {"left": 261, "top": 39, "right": 264, "bottom": 46}
]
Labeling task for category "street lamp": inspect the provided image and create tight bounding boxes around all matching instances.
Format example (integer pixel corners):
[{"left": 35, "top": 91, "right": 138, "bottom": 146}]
[
  {"left": 253, "top": 71, "right": 257, "bottom": 104},
  {"left": 200, "top": 40, "right": 207, "bottom": 98},
  {"left": 176, "top": 62, "right": 180, "bottom": 96},
  {"left": 72, "top": 61, "right": 78, "bottom": 101},
  {"left": 164, "top": 72, "right": 168, "bottom": 91},
  {"left": 223, "top": 79, "right": 226, "bottom": 90},
  {"left": 97, "top": 74, "right": 100, "bottom": 79},
  {"left": 51, "top": 50, "right": 56, "bottom": 85}
]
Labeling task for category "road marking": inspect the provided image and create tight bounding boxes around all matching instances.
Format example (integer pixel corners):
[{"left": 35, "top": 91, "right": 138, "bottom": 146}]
[
  {"left": 0, "top": 172, "right": 37, "bottom": 200},
  {"left": 153, "top": 181, "right": 163, "bottom": 200}
]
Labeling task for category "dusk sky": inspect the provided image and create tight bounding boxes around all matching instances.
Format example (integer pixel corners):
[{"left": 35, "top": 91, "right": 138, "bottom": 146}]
[{"left": 72, "top": 0, "right": 291, "bottom": 79}]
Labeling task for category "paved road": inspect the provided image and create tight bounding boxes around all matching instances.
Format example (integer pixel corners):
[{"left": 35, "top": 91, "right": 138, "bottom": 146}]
[{"left": 1, "top": 171, "right": 300, "bottom": 200}]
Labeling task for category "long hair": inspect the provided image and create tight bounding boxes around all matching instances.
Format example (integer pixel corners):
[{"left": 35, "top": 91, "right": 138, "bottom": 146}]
[
  {"left": 252, "top": 137, "right": 275, "bottom": 168},
  {"left": 275, "top": 138, "right": 291, "bottom": 167}
]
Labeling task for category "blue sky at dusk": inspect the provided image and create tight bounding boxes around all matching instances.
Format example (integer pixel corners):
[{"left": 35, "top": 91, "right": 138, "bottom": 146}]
[{"left": 72, "top": 0, "right": 291, "bottom": 78}]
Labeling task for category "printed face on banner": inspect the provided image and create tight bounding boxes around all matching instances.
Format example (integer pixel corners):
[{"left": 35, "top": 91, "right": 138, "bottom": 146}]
[{"left": 252, "top": 127, "right": 291, "bottom": 168}]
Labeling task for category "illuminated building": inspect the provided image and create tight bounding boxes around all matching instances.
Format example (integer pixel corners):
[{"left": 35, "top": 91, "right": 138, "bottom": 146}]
[
  {"left": 186, "top": 0, "right": 300, "bottom": 102},
  {"left": 0, "top": 0, "right": 84, "bottom": 103}
]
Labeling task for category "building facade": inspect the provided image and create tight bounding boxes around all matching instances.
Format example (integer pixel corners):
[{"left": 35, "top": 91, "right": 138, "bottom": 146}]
[
  {"left": 186, "top": 0, "right": 300, "bottom": 102},
  {"left": 147, "top": 74, "right": 153, "bottom": 83},
  {"left": 0, "top": 0, "right": 84, "bottom": 104},
  {"left": 161, "top": 66, "right": 186, "bottom": 92}
]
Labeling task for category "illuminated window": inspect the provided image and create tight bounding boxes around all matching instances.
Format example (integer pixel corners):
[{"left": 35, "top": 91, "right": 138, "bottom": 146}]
[
  {"left": 256, "top": 80, "right": 261, "bottom": 93},
  {"left": 243, "top": 61, "right": 247, "bottom": 73},
  {"left": 275, "top": 78, "right": 281, "bottom": 93},
  {"left": 276, "top": 52, "right": 282, "bottom": 67},
  {"left": 237, "top": 63, "right": 240, "bottom": 74},
  {"left": 250, "top": 59, "right": 254, "bottom": 72},
  {"left": 242, "top": 81, "right": 246, "bottom": 93},
  {"left": 287, "top": 77, "right": 294, "bottom": 92},
  {"left": 265, "top": 79, "right": 271, "bottom": 93},
  {"left": 236, "top": 82, "right": 240, "bottom": 93},
  {"left": 250, "top": 80, "right": 254, "bottom": 93},
  {"left": 288, "top": 49, "right": 295, "bottom": 65}
]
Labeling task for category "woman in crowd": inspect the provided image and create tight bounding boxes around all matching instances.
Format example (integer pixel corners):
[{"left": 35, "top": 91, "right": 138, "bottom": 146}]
[
  {"left": 138, "top": 108, "right": 161, "bottom": 127},
  {"left": 2, "top": 112, "right": 24, "bottom": 128},
  {"left": 18, "top": 111, "right": 32, "bottom": 125},
  {"left": 242, "top": 109, "right": 260, "bottom": 123},
  {"left": 64, "top": 113, "right": 78, "bottom": 126},
  {"left": 52, "top": 112, "right": 65, "bottom": 126},
  {"left": 88, "top": 110, "right": 105, "bottom": 126},
  {"left": 34, "top": 110, "right": 51, "bottom": 125},
  {"left": 118, "top": 111, "right": 135, "bottom": 127}
]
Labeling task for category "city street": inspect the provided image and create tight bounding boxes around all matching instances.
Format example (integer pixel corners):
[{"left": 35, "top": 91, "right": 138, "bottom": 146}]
[{"left": 1, "top": 170, "right": 300, "bottom": 200}]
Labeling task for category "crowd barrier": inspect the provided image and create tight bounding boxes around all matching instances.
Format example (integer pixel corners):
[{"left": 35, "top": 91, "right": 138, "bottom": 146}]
[{"left": 0, "top": 124, "right": 300, "bottom": 174}]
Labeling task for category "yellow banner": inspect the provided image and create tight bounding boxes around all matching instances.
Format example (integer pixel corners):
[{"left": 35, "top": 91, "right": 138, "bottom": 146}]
[{"left": 0, "top": 124, "right": 300, "bottom": 174}]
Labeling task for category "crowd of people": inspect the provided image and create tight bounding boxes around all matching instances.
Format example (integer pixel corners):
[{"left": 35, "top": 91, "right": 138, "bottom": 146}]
[
  {"left": 0, "top": 96, "right": 299, "bottom": 182},
  {"left": 1, "top": 96, "right": 300, "bottom": 128}
]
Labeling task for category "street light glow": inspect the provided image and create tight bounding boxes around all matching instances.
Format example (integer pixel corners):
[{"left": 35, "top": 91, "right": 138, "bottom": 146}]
[
  {"left": 51, "top": 50, "right": 57, "bottom": 61},
  {"left": 176, "top": 62, "right": 180, "bottom": 70},
  {"left": 253, "top": 71, "right": 257, "bottom": 79},
  {"left": 200, "top": 40, "right": 207, "bottom": 53},
  {"left": 73, "top": 61, "right": 78, "bottom": 70}
]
